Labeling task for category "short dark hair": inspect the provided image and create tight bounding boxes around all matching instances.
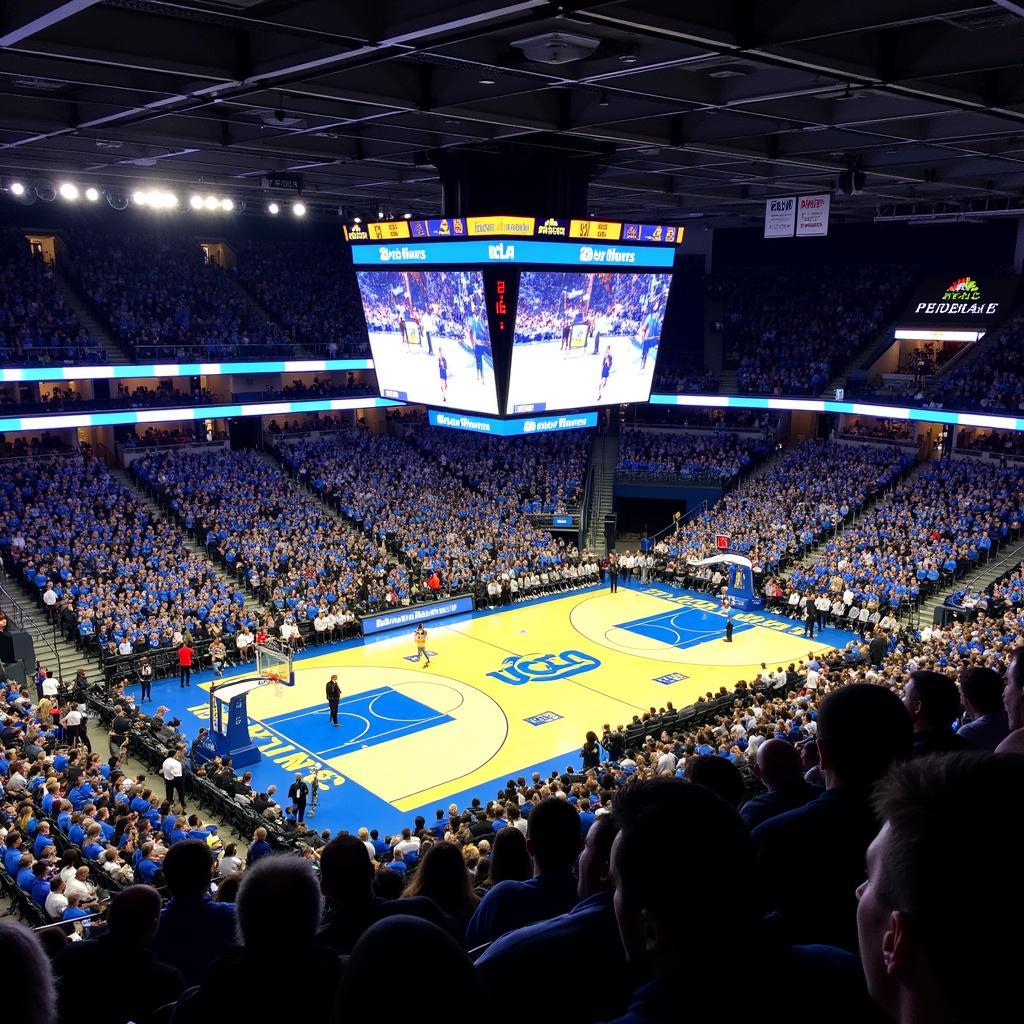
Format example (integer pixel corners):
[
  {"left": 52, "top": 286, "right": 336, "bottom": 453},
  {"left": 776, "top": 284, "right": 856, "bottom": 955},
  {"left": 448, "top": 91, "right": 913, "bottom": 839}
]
[
  {"left": 959, "top": 666, "right": 1004, "bottom": 716},
  {"left": 526, "top": 797, "right": 582, "bottom": 872},
  {"left": 872, "top": 752, "right": 1024, "bottom": 1020},
  {"left": 237, "top": 856, "right": 321, "bottom": 950},
  {"left": 614, "top": 777, "right": 751, "bottom": 922},
  {"left": 161, "top": 839, "right": 215, "bottom": 899},
  {"left": 816, "top": 684, "right": 911, "bottom": 789},
  {"left": 908, "top": 670, "right": 961, "bottom": 730},
  {"left": 684, "top": 755, "right": 745, "bottom": 808}
]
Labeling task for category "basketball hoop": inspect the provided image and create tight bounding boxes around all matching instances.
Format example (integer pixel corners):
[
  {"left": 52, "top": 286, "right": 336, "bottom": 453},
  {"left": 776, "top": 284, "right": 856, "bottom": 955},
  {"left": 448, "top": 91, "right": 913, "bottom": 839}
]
[{"left": 261, "top": 669, "right": 284, "bottom": 696}]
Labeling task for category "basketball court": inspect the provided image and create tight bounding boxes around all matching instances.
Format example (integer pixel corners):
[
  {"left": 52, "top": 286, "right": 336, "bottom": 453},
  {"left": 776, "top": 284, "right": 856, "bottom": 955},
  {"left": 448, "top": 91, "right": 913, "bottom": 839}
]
[{"left": 149, "top": 582, "right": 855, "bottom": 837}]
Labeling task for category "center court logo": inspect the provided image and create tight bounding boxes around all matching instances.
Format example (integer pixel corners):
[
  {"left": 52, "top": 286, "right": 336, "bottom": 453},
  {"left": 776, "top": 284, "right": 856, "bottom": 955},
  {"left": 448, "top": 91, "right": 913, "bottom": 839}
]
[{"left": 487, "top": 649, "right": 601, "bottom": 686}]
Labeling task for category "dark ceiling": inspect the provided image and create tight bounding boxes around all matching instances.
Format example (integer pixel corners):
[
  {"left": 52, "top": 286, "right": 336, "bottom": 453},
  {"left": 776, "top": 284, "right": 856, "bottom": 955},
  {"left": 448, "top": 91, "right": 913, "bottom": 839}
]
[{"left": 3, "top": 0, "right": 1024, "bottom": 226}]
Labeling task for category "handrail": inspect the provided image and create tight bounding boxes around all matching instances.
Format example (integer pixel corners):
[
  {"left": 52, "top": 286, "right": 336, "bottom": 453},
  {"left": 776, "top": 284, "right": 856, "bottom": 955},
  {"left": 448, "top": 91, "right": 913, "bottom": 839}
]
[
  {"left": 648, "top": 498, "right": 709, "bottom": 545},
  {"left": 0, "top": 578, "right": 61, "bottom": 678},
  {"left": 579, "top": 463, "right": 594, "bottom": 551}
]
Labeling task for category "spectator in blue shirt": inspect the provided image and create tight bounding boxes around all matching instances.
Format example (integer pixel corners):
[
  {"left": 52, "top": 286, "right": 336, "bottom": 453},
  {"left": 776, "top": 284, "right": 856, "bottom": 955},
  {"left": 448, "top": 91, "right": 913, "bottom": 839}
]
[
  {"left": 149, "top": 839, "right": 237, "bottom": 987},
  {"left": 467, "top": 796, "right": 582, "bottom": 947},
  {"left": 246, "top": 826, "right": 272, "bottom": 865}
]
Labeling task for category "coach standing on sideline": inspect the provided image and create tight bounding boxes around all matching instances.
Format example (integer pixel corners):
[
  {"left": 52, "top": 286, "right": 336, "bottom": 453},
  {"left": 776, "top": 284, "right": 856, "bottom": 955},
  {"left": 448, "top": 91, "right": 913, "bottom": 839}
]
[
  {"left": 609, "top": 557, "right": 619, "bottom": 594},
  {"left": 288, "top": 773, "right": 310, "bottom": 823},
  {"left": 326, "top": 674, "right": 341, "bottom": 726}
]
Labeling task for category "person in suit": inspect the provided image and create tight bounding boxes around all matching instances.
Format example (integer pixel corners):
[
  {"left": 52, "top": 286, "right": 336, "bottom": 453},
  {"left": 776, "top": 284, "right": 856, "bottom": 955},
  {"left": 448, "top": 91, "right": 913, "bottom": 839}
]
[
  {"left": 326, "top": 674, "right": 341, "bottom": 726},
  {"left": 288, "top": 773, "right": 310, "bottom": 823},
  {"left": 609, "top": 558, "right": 619, "bottom": 594}
]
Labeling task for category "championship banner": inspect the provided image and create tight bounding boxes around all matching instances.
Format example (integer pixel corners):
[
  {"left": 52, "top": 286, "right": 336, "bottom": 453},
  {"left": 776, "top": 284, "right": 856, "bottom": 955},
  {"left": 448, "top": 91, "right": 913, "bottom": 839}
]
[
  {"left": 795, "top": 194, "right": 830, "bottom": 236},
  {"left": 764, "top": 197, "right": 796, "bottom": 238}
]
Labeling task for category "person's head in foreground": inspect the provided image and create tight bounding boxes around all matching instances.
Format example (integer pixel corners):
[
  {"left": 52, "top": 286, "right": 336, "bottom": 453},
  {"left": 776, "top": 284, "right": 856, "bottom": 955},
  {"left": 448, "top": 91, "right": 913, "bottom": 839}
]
[{"left": 857, "top": 751, "right": 1024, "bottom": 1023}]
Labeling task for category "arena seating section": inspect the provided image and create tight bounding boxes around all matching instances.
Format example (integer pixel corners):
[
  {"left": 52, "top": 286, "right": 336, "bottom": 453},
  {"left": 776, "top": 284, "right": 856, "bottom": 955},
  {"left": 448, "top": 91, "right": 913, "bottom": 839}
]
[
  {"left": 714, "top": 264, "right": 918, "bottom": 394},
  {"left": 0, "top": 228, "right": 102, "bottom": 365},
  {"left": 616, "top": 428, "right": 769, "bottom": 483}
]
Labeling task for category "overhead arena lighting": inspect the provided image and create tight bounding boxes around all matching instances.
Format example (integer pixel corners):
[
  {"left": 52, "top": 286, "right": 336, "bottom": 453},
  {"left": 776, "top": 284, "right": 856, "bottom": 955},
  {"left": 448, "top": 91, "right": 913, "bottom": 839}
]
[
  {"left": 292, "top": 201, "right": 306, "bottom": 217},
  {"left": 189, "top": 194, "right": 204, "bottom": 210},
  {"left": 9, "top": 182, "right": 25, "bottom": 196},
  {"left": 267, "top": 202, "right": 280, "bottom": 215},
  {"left": 134, "top": 188, "right": 178, "bottom": 209},
  {"left": 84, "top": 187, "right": 99, "bottom": 202},
  {"left": 220, "top": 197, "right": 234, "bottom": 211},
  {"left": 204, "top": 195, "right": 218, "bottom": 210},
  {"left": 58, "top": 182, "right": 79, "bottom": 201}
]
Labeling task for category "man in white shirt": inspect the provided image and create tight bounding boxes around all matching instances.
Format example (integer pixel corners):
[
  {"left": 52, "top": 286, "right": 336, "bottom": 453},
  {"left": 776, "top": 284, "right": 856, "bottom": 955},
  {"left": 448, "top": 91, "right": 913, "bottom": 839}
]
[
  {"left": 45, "top": 878, "right": 69, "bottom": 920},
  {"left": 118, "top": 638, "right": 133, "bottom": 656},
  {"left": 42, "top": 584, "right": 58, "bottom": 609},
  {"left": 42, "top": 674, "right": 59, "bottom": 699},
  {"left": 61, "top": 703, "right": 86, "bottom": 750},
  {"left": 237, "top": 626, "right": 254, "bottom": 662},
  {"left": 656, "top": 746, "right": 677, "bottom": 774},
  {"left": 420, "top": 309, "right": 437, "bottom": 354},
  {"left": 314, "top": 612, "right": 329, "bottom": 642},
  {"left": 357, "top": 827, "right": 377, "bottom": 861},
  {"left": 392, "top": 827, "right": 420, "bottom": 857},
  {"left": 162, "top": 750, "right": 185, "bottom": 809}
]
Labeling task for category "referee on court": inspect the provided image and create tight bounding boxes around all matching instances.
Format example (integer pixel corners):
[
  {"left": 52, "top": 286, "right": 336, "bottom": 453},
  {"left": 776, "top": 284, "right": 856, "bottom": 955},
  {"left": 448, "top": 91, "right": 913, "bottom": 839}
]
[{"left": 326, "top": 674, "right": 341, "bottom": 726}]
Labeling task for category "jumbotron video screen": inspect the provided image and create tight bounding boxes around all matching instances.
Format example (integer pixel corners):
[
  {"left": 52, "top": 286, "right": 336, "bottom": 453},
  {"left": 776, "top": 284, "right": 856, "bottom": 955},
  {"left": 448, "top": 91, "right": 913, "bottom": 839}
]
[
  {"left": 355, "top": 269, "right": 499, "bottom": 414},
  {"left": 506, "top": 271, "right": 672, "bottom": 414}
]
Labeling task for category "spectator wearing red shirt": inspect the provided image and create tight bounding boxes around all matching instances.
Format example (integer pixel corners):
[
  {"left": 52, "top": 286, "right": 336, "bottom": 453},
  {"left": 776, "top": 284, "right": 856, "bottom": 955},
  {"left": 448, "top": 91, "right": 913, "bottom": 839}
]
[
  {"left": 426, "top": 572, "right": 441, "bottom": 597},
  {"left": 178, "top": 643, "right": 194, "bottom": 688}
]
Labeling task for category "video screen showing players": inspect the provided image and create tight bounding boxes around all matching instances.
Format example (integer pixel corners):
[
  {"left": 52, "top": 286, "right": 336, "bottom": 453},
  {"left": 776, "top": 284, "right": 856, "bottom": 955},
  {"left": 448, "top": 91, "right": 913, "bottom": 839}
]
[
  {"left": 507, "top": 271, "right": 672, "bottom": 413},
  {"left": 355, "top": 269, "right": 498, "bottom": 414}
]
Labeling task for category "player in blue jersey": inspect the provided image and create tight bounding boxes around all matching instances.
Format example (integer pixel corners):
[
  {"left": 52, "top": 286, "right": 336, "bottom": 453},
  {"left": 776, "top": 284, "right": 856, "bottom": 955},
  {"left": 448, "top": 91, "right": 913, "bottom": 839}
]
[
  {"left": 598, "top": 346, "right": 613, "bottom": 400},
  {"left": 437, "top": 347, "right": 448, "bottom": 402}
]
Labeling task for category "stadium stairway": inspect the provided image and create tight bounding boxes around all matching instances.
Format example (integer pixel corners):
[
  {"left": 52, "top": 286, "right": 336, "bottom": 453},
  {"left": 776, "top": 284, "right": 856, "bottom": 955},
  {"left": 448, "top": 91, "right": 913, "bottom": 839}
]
[
  {"left": 585, "top": 434, "right": 620, "bottom": 556},
  {"left": 0, "top": 569, "right": 95, "bottom": 687},
  {"left": 717, "top": 369, "right": 738, "bottom": 395},
  {"left": 918, "top": 534, "right": 1024, "bottom": 627},
  {"left": 52, "top": 269, "right": 130, "bottom": 364}
]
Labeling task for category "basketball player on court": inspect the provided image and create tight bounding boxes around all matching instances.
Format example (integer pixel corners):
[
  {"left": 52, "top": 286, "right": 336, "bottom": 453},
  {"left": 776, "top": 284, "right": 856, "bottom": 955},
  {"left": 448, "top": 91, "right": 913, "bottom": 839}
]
[
  {"left": 598, "top": 346, "right": 613, "bottom": 400},
  {"left": 467, "top": 304, "right": 488, "bottom": 384},
  {"left": 437, "top": 348, "right": 448, "bottom": 402},
  {"left": 414, "top": 624, "right": 431, "bottom": 667}
]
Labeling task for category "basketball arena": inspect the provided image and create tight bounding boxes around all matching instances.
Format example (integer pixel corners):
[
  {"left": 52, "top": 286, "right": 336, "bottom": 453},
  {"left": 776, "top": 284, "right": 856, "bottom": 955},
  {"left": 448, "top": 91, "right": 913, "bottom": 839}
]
[{"left": 0, "top": 5, "right": 1021, "bottom": 1023}]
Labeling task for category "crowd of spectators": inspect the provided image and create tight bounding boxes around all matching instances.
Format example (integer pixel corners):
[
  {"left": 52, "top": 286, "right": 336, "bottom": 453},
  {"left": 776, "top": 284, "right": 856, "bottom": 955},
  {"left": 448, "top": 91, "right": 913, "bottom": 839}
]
[
  {"left": 931, "top": 316, "right": 1024, "bottom": 412},
  {"left": 955, "top": 428, "right": 1024, "bottom": 458},
  {"left": 0, "top": 230, "right": 102, "bottom": 366},
  {"left": 118, "top": 428, "right": 224, "bottom": 450},
  {"left": 7, "top": 601, "right": 1023, "bottom": 1024},
  {"left": 630, "top": 407, "right": 777, "bottom": 433},
  {"left": 713, "top": 265, "right": 917, "bottom": 394},
  {"left": 0, "top": 454, "right": 254, "bottom": 662},
  {"left": 787, "top": 457, "right": 1024, "bottom": 616},
  {"left": 62, "top": 232, "right": 291, "bottom": 362},
  {"left": 232, "top": 240, "right": 369, "bottom": 357},
  {"left": 616, "top": 428, "right": 768, "bottom": 483},
  {"left": 277, "top": 430, "right": 596, "bottom": 595},
  {"left": 408, "top": 424, "right": 591, "bottom": 514},
  {"left": 650, "top": 366, "right": 719, "bottom": 393},
  {"left": 838, "top": 418, "right": 916, "bottom": 443},
  {"left": 649, "top": 440, "right": 915, "bottom": 573},
  {"left": 131, "top": 447, "right": 406, "bottom": 623}
]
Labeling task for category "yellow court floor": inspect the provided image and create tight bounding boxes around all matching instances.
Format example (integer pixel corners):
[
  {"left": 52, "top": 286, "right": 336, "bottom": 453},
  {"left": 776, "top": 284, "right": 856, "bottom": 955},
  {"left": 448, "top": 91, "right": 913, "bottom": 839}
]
[{"left": 209, "top": 584, "right": 846, "bottom": 830}]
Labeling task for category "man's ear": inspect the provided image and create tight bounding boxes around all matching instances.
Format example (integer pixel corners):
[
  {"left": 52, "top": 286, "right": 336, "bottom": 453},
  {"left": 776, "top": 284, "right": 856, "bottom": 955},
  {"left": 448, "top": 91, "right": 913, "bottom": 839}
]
[
  {"left": 883, "top": 909, "right": 910, "bottom": 979},
  {"left": 641, "top": 907, "right": 662, "bottom": 955},
  {"left": 817, "top": 738, "right": 832, "bottom": 773}
]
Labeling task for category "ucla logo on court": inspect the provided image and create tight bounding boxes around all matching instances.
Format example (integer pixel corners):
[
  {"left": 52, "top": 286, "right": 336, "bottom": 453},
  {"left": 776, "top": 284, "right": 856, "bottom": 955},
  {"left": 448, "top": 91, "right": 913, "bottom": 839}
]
[{"left": 487, "top": 650, "right": 600, "bottom": 686}]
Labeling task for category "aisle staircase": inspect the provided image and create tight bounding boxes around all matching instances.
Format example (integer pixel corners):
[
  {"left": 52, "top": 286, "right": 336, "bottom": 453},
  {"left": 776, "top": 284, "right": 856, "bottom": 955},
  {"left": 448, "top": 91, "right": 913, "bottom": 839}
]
[
  {"left": 584, "top": 434, "right": 620, "bottom": 556},
  {"left": 0, "top": 574, "right": 91, "bottom": 685},
  {"left": 53, "top": 270, "right": 130, "bottom": 364},
  {"left": 918, "top": 535, "right": 1024, "bottom": 626}
]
